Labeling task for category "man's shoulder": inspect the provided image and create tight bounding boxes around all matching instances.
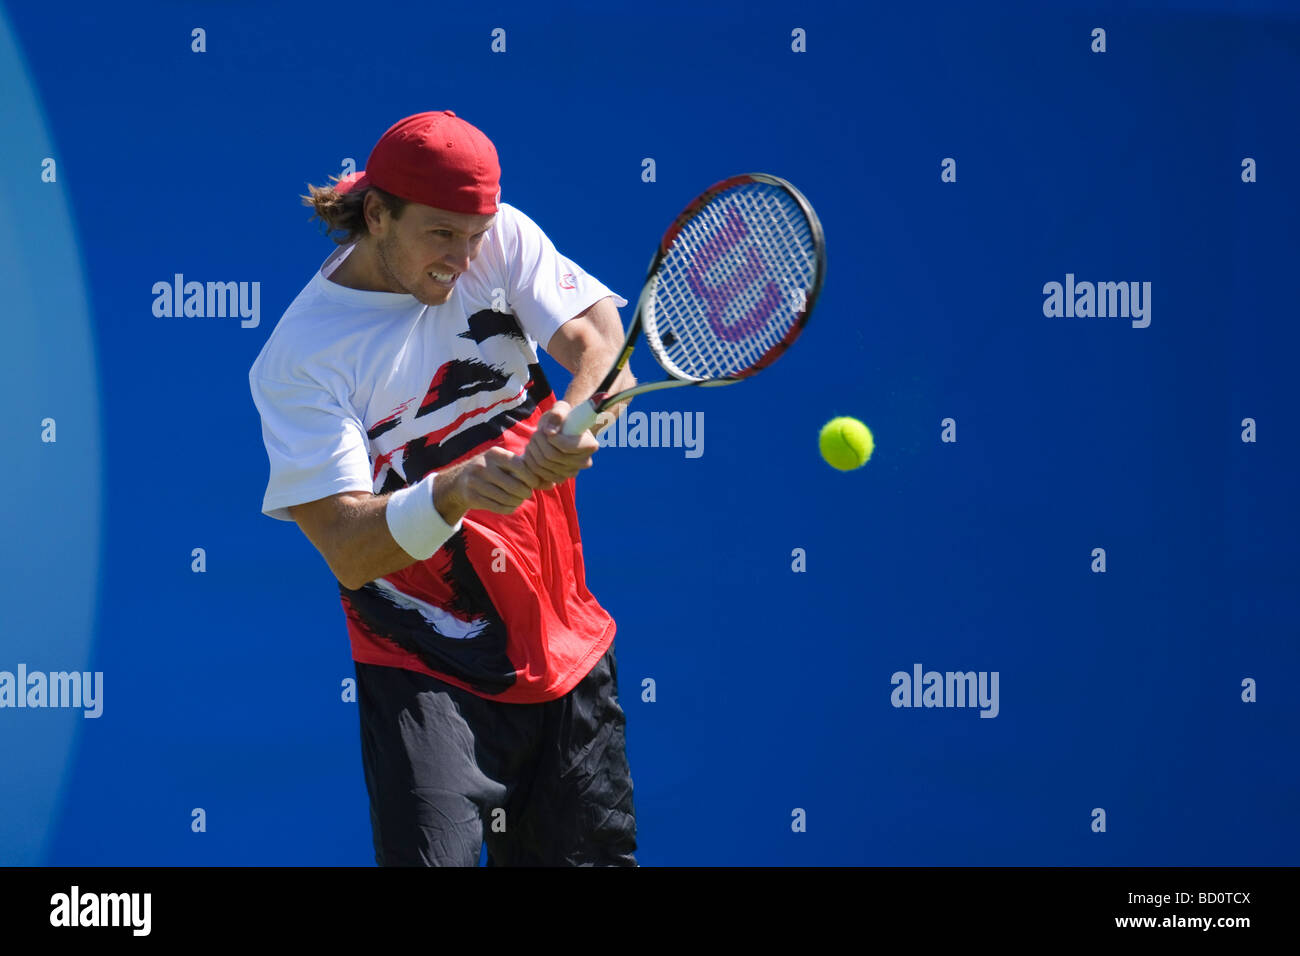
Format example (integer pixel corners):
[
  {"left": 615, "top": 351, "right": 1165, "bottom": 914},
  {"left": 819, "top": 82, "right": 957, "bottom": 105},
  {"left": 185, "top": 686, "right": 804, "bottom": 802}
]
[{"left": 248, "top": 275, "right": 350, "bottom": 384}]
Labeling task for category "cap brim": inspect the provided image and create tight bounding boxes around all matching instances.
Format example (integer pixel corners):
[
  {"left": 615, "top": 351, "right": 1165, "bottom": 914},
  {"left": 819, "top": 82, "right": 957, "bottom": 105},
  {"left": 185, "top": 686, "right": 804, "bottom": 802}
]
[{"left": 334, "top": 170, "right": 369, "bottom": 195}]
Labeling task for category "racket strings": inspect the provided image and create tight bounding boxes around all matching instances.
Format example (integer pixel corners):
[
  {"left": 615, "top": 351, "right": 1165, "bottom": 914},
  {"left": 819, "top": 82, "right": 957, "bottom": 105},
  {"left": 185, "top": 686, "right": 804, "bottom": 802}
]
[{"left": 648, "top": 183, "right": 818, "bottom": 380}]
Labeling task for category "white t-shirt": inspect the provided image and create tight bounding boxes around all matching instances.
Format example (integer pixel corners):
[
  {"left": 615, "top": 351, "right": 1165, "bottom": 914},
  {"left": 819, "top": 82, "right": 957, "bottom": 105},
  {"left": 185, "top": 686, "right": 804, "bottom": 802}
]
[{"left": 249, "top": 202, "right": 627, "bottom": 522}]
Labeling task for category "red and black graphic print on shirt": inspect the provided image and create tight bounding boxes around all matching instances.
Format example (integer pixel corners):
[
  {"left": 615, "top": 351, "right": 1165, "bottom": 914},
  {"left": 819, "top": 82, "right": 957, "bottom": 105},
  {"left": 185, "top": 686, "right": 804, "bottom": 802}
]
[{"left": 338, "top": 309, "right": 556, "bottom": 695}]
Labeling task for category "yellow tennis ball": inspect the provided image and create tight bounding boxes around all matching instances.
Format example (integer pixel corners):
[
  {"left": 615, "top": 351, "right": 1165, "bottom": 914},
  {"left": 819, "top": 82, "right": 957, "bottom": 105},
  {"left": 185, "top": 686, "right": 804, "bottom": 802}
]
[{"left": 819, "top": 417, "right": 874, "bottom": 471}]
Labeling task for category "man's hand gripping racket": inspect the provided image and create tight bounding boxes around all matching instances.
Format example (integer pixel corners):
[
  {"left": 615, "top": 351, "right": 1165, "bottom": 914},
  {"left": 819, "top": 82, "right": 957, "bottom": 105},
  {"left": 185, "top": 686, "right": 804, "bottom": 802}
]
[{"left": 562, "top": 173, "right": 826, "bottom": 437}]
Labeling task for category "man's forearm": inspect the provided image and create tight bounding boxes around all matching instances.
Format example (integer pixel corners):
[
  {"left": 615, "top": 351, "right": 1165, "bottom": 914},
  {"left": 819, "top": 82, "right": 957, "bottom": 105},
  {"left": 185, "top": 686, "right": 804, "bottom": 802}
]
[
  {"left": 564, "top": 369, "right": 635, "bottom": 435},
  {"left": 561, "top": 344, "right": 635, "bottom": 408},
  {"left": 562, "top": 345, "right": 613, "bottom": 407},
  {"left": 556, "top": 298, "right": 636, "bottom": 430},
  {"left": 336, "top": 465, "right": 470, "bottom": 590}
]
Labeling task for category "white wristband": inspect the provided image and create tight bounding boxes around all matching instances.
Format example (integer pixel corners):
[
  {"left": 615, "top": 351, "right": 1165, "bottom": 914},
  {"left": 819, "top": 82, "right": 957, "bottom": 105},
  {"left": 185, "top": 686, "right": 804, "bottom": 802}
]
[{"left": 385, "top": 472, "right": 462, "bottom": 560}]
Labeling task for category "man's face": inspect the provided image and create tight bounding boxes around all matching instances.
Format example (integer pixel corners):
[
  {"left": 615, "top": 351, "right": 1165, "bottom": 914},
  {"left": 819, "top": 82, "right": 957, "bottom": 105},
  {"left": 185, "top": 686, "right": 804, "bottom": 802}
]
[{"left": 371, "top": 199, "right": 495, "bottom": 306}]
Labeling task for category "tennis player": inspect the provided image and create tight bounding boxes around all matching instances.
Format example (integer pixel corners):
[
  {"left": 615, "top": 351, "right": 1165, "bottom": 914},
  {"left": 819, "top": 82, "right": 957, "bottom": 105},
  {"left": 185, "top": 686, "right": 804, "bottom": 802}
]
[{"left": 248, "top": 110, "right": 638, "bottom": 866}]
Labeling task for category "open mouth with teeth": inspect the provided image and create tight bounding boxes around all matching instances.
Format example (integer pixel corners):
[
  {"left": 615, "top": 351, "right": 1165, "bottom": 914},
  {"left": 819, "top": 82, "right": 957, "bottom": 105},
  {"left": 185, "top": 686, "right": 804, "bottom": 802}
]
[{"left": 429, "top": 271, "right": 458, "bottom": 284}]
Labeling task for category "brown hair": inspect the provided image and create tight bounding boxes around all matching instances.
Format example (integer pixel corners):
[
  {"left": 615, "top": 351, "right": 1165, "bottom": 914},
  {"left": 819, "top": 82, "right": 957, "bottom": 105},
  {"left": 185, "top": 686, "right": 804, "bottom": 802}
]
[{"left": 300, "top": 175, "right": 410, "bottom": 246}]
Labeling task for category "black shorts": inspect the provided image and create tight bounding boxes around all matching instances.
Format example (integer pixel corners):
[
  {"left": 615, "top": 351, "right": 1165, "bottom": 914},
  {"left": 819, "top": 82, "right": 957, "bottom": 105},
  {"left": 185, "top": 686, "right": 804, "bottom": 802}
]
[{"left": 355, "top": 644, "right": 637, "bottom": 867}]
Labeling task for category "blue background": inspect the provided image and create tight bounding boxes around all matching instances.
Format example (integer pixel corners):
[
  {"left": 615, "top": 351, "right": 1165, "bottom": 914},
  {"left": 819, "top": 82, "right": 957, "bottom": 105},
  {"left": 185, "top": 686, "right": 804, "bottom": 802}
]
[{"left": 2, "top": 0, "right": 1297, "bottom": 865}]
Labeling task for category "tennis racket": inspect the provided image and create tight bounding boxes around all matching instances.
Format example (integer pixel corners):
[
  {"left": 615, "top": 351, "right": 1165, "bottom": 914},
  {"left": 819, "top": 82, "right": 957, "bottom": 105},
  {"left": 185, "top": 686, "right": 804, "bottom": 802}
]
[{"left": 562, "top": 172, "right": 826, "bottom": 436}]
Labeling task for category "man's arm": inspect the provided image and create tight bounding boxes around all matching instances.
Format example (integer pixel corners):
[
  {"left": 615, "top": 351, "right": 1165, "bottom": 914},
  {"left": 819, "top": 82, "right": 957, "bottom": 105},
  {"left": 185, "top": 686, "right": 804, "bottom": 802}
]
[
  {"left": 284, "top": 298, "right": 632, "bottom": 589},
  {"left": 289, "top": 448, "right": 538, "bottom": 591},
  {"left": 294, "top": 297, "right": 635, "bottom": 588},
  {"left": 544, "top": 295, "right": 637, "bottom": 432},
  {"left": 521, "top": 296, "right": 637, "bottom": 488}
]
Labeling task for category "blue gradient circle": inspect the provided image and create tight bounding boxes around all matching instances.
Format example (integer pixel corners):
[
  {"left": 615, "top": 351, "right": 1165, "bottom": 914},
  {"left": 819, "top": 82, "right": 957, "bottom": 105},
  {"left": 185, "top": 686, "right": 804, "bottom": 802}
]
[{"left": 0, "top": 6, "right": 102, "bottom": 864}]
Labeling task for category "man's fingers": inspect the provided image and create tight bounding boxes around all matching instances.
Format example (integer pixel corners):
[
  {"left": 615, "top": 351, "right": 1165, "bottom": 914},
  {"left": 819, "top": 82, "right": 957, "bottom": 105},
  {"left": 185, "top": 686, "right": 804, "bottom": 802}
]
[
  {"left": 451, "top": 410, "right": 600, "bottom": 515},
  {"left": 545, "top": 428, "right": 599, "bottom": 456},
  {"left": 491, "top": 449, "right": 541, "bottom": 490},
  {"left": 467, "top": 483, "right": 518, "bottom": 512},
  {"left": 486, "top": 446, "right": 553, "bottom": 494},
  {"left": 485, "top": 467, "right": 536, "bottom": 503},
  {"left": 474, "top": 471, "right": 530, "bottom": 507},
  {"left": 526, "top": 459, "right": 569, "bottom": 486},
  {"left": 538, "top": 401, "right": 570, "bottom": 436},
  {"left": 458, "top": 450, "right": 535, "bottom": 511},
  {"left": 537, "top": 433, "right": 598, "bottom": 468},
  {"left": 523, "top": 440, "right": 570, "bottom": 484}
]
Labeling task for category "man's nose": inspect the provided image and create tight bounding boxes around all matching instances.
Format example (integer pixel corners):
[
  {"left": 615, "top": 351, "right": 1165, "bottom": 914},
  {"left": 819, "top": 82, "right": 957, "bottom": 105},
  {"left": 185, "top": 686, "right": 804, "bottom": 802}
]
[{"left": 444, "top": 236, "right": 472, "bottom": 270}]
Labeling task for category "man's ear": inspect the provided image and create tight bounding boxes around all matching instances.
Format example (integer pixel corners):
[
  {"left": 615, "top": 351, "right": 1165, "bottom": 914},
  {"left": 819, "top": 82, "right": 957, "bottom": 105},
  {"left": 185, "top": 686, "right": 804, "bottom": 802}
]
[{"left": 363, "top": 191, "right": 387, "bottom": 235}]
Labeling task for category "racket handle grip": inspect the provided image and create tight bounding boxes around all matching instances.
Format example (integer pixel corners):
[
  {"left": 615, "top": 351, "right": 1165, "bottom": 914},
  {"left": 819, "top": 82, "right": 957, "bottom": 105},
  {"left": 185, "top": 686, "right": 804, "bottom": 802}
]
[{"left": 562, "top": 398, "right": 601, "bottom": 436}]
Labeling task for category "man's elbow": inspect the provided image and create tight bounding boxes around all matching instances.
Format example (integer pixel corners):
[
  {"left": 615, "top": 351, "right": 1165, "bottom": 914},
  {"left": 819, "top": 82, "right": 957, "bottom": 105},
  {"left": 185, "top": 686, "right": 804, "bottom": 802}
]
[
  {"left": 320, "top": 540, "right": 361, "bottom": 591},
  {"left": 290, "top": 493, "right": 370, "bottom": 591},
  {"left": 332, "top": 543, "right": 378, "bottom": 592},
  {"left": 336, "top": 566, "right": 366, "bottom": 592}
]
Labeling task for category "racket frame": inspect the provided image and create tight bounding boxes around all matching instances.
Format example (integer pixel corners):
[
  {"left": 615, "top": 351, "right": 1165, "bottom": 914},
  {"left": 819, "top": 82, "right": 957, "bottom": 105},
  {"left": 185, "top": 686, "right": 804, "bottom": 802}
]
[{"left": 562, "top": 172, "right": 825, "bottom": 435}]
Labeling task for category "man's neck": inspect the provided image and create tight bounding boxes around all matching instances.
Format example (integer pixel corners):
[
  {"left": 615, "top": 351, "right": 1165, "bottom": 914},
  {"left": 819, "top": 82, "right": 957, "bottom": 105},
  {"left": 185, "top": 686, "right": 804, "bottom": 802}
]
[{"left": 330, "top": 242, "right": 385, "bottom": 292}]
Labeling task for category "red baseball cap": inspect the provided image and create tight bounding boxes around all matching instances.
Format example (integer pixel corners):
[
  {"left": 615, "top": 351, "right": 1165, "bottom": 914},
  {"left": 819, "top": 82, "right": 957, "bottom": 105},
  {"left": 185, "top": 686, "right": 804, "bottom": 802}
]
[{"left": 334, "top": 111, "right": 501, "bottom": 215}]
